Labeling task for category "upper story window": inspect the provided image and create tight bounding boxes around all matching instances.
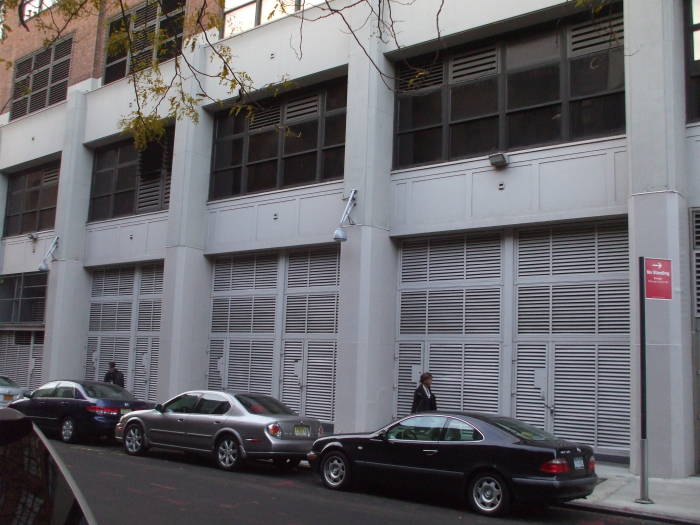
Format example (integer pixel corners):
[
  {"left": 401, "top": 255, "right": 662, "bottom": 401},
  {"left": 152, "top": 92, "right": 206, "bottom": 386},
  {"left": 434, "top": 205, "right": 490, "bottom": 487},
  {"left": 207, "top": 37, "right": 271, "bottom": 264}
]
[
  {"left": 104, "top": 0, "right": 185, "bottom": 84},
  {"left": 4, "top": 162, "right": 60, "bottom": 237},
  {"left": 0, "top": 273, "right": 48, "bottom": 325},
  {"left": 394, "top": 14, "right": 624, "bottom": 169},
  {"left": 23, "top": 0, "right": 59, "bottom": 18},
  {"left": 686, "top": 1, "right": 700, "bottom": 121},
  {"left": 10, "top": 38, "right": 72, "bottom": 121},
  {"left": 224, "top": 0, "right": 323, "bottom": 38},
  {"left": 210, "top": 79, "right": 346, "bottom": 200},
  {"left": 89, "top": 128, "right": 174, "bottom": 221}
]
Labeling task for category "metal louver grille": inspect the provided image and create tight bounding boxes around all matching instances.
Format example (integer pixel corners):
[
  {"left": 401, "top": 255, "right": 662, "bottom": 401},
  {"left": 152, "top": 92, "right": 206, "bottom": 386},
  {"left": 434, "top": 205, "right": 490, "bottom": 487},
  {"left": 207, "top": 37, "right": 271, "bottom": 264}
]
[
  {"left": 692, "top": 210, "right": 700, "bottom": 317},
  {"left": 449, "top": 47, "right": 498, "bottom": 83},
  {"left": 398, "top": 59, "right": 444, "bottom": 91},
  {"left": 250, "top": 104, "right": 282, "bottom": 130},
  {"left": 514, "top": 343, "right": 547, "bottom": 429},
  {"left": 553, "top": 344, "right": 596, "bottom": 444},
  {"left": 227, "top": 340, "right": 274, "bottom": 394},
  {"left": 569, "top": 15, "right": 624, "bottom": 57},
  {"left": 304, "top": 341, "right": 337, "bottom": 421},
  {"left": 0, "top": 332, "right": 44, "bottom": 389},
  {"left": 396, "top": 342, "right": 422, "bottom": 417},
  {"left": 281, "top": 340, "right": 303, "bottom": 413},
  {"left": 287, "top": 247, "right": 340, "bottom": 287},
  {"left": 284, "top": 96, "right": 319, "bottom": 122},
  {"left": 207, "top": 339, "right": 225, "bottom": 390}
]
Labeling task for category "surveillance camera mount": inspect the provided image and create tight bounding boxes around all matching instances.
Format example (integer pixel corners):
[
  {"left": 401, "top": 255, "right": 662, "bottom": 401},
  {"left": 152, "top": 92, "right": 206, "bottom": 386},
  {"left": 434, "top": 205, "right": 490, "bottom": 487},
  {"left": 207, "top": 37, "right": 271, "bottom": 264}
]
[
  {"left": 332, "top": 189, "right": 357, "bottom": 242},
  {"left": 38, "top": 236, "right": 59, "bottom": 271}
]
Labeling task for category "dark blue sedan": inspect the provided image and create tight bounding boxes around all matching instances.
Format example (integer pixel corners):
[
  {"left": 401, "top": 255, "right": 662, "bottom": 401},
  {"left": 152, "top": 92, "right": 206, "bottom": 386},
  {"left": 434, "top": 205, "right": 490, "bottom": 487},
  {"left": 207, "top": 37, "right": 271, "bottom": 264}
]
[{"left": 8, "top": 380, "right": 149, "bottom": 443}]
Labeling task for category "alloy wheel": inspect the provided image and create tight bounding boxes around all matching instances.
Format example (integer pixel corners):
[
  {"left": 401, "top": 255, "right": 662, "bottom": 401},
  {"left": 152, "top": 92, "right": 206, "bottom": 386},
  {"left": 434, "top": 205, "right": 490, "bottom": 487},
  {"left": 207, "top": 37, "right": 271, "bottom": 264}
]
[
  {"left": 323, "top": 454, "right": 347, "bottom": 488},
  {"left": 472, "top": 476, "right": 503, "bottom": 512},
  {"left": 217, "top": 438, "right": 239, "bottom": 469},
  {"left": 61, "top": 418, "right": 75, "bottom": 442},
  {"left": 125, "top": 425, "right": 144, "bottom": 454}
]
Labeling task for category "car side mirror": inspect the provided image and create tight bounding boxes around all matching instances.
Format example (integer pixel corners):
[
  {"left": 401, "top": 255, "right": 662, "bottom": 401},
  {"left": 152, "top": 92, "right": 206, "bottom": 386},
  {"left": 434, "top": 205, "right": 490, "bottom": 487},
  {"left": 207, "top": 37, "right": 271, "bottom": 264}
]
[
  {"left": 378, "top": 430, "right": 388, "bottom": 441},
  {"left": 23, "top": 390, "right": 32, "bottom": 399},
  {"left": 154, "top": 404, "right": 163, "bottom": 413}
]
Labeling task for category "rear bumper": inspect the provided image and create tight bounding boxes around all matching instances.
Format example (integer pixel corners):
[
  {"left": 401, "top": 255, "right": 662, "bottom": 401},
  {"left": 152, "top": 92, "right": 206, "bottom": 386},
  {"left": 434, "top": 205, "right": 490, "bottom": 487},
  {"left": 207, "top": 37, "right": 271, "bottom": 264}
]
[
  {"left": 244, "top": 438, "right": 314, "bottom": 459},
  {"left": 511, "top": 475, "right": 598, "bottom": 503},
  {"left": 83, "top": 416, "right": 120, "bottom": 436}
]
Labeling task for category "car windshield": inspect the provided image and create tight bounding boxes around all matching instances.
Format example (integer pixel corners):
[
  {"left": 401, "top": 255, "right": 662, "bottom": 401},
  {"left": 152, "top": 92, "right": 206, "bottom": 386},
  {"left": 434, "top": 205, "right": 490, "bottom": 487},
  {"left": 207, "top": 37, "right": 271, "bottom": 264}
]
[
  {"left": 490, "top": 417, "right": 557, "bottom": 442},
  {"left": 235, "top": 394, "right": 296, "bottom": 415},
  {"left": 0, "top": 377, "right": 18, "bottom": 388},
  {"left": 82, "top": 383, "right": 135, "bottom": 400}
]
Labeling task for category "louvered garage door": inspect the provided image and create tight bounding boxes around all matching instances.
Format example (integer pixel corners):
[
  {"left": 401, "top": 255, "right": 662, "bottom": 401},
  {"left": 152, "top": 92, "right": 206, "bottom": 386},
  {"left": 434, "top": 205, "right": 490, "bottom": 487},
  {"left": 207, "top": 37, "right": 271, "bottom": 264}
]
[
  {"left": 396, "top": 234, "right": 504, "bottom": 417},
  {"left": 85, "top": 264, "right": 163, "bottom": 401},
  {"left": 397, "top": 220, "right": 630, "bottom": 455},
  {"left": 207, "top": 247, "right": 340, "bottom": 423},
  {"left": 0, "top": 331, "right": 44, "bottom": 389},
  {"left": 515, "top": 221, "right": 630, "bottom": 454}
]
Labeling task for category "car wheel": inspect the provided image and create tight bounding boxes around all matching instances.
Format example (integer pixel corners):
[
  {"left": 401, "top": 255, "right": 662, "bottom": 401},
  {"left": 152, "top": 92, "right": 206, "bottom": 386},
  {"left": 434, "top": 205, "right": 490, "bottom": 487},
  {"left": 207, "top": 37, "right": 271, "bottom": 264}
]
[
  {"left": 467, "top": 471, "right": 511, "bottom": 516},
  {"left": 124, "top": 423, "right": 147, "bottom": 456},
  {"left": 215, "top": 435, "right": 241, "bottom": 471},
  {"left": 60, "top": 417, "right": 78, "bottom": 444},
  {"left": 273, "top": 457, "right": 301, "bottom": 471},
  {"left": 321, "top": 450, "right": 352, "bottom": 490}
]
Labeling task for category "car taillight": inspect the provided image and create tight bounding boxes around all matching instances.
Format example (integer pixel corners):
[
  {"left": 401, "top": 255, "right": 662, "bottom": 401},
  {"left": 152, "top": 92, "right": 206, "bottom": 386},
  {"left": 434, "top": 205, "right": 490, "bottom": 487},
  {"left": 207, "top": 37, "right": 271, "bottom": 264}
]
[
  {"left": 86, "top": 405, "right": 120, "bottom": 416},
  {"left": 588, "top": 456, "right": 596, "bottom": 472},
  {"left": 540, "top": 458, "right": 571, "bottom": 474},
  {"left": 266, "top": 423, "right": 282, "bottom": 438}
]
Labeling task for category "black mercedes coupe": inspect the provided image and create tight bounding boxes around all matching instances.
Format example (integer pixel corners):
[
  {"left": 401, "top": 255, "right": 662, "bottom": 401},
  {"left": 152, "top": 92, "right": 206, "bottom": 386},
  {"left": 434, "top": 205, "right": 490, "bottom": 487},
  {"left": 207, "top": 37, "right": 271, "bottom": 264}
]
[{"left": 307, "top": 412, "right": 597, "bottom": 516}]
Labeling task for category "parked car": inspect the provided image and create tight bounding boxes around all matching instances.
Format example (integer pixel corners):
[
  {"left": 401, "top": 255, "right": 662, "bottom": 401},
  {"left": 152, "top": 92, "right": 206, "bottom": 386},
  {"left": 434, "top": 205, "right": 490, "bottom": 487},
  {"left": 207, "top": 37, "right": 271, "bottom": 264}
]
[
  {"left": 0, "top": 375, "right": 27, "bottom": 407},
  {"left": 115, "top": 390, "right": 323, "bottom": 471},
  {"left": 307, "top": 412, "right": 597, "bottom": 516},
  {"left": 8, "top": 380, "right": 149, "bottom": 443}
]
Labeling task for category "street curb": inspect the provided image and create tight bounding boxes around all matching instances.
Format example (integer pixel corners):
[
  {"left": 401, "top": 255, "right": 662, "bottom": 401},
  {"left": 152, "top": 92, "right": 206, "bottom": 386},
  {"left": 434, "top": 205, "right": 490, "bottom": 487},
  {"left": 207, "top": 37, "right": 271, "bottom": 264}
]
[{"left": 561, "top": 501, "right": 700, "bottom": 525}]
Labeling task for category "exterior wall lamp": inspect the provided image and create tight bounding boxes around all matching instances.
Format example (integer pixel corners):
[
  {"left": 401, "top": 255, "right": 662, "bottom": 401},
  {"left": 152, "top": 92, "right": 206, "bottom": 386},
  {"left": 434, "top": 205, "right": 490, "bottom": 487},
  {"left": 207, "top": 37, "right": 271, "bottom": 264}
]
[{"left": 488, "top": 152, "right": 509, "bottom": 169}]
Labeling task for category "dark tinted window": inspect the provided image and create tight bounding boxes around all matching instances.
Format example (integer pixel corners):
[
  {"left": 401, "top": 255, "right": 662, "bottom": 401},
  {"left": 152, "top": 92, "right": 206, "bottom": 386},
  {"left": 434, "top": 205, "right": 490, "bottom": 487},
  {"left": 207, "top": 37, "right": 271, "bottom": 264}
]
[
  {"left": 685, "top": 1, "right": 700, "bottom": 121},
  {"left": 33, "top": 382, "right": 59, "bottom": 398},
  {"left": 82, "top": 383, "right": 135, "bottom": 400},
  {"left": 0, "top": 273, "right": 47, "bottom": 324},
  {"left": 211, "top": 80, "right": 346, "bottom": 200},
  {"left": 196, "top": 394, "right": 231, "bottom": 415},
  {"left": 235, "top": 394, "right": 296, "bottom": 415},
  {"left": 163, "top": 393, "right": 199, "bottom": 413},
  {"left": 54, "top": 385, "right": 75, "bottom": 399},
  {"left": 490, "top": 417, "right": 557, "bottom": 441},
  {"left": 386, "top": 415, "right": 446, "bottom": 441},
  {"left": 442, "top": 418, "right": 482, "bottom": 442},
  {"left": 4, "top": 163, "right": 60, "bottom": 237}
]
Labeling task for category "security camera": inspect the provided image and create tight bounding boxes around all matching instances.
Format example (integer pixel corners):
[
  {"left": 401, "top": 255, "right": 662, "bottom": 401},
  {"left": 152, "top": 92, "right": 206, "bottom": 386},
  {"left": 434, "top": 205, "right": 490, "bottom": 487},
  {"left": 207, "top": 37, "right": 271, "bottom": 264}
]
[
  {"left": 333, "top": 227, "right": 347, "bottom": 242},
  {"left": 38, "top": 261, "right": 49, "bottom": 272},
  {"left": 27, "top": 232, "right": 38, "bottom": 241}
]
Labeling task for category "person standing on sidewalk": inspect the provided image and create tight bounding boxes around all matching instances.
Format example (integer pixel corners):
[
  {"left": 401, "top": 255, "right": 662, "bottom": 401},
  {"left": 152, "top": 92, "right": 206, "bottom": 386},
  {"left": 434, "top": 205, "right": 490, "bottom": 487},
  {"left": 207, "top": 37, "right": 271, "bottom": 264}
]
[
  {"left": 411, "top": 372, "right": 437, "bottom": 413},
  {"left": 103, "top": 361, "right": 125, "bottom": 387}
]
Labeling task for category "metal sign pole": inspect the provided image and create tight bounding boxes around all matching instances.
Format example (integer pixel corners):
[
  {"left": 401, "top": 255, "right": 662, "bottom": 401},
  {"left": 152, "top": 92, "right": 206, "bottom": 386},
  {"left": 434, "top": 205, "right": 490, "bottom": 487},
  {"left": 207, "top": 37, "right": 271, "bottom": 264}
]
[{"left": 635, "top": 256, "right": 654, "bottom": 504}]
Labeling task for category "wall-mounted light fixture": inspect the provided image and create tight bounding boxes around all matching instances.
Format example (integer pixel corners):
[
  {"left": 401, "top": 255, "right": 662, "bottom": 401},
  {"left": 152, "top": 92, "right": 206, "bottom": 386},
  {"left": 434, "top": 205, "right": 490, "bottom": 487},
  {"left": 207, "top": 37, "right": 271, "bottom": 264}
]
[
  {"left": 38, "top": 236, "right": 59, "bottom": 271},
  {"left": 488, "top": 152, "right": 509, "bottom": 169},
  {"left": 332, "top": 189, "right": 357, "bottom": 243}
]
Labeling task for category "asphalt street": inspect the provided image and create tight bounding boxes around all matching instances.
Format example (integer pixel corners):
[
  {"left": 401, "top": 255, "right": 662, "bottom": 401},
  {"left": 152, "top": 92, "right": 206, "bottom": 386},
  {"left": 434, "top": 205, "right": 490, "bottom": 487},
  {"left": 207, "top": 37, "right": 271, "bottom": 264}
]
[{"left": 51, "top": 439, "right": 657, "bottom": 525}]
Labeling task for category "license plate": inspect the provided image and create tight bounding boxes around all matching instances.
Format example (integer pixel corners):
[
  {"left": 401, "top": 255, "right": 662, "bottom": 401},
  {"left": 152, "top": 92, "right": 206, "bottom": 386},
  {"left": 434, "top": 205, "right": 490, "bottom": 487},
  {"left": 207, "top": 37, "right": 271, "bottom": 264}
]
[
  {"left": 3, "top": 394, "right": 12, "bottom": 401},
  {"left": 573, "top": 457, "right": 584, "bottom": 470},
  {"left": 294, "top": 425, "right": 310, "bottom": 437},
  {"left": 121, "top": 408, "right": 132, "bottom": 416}
]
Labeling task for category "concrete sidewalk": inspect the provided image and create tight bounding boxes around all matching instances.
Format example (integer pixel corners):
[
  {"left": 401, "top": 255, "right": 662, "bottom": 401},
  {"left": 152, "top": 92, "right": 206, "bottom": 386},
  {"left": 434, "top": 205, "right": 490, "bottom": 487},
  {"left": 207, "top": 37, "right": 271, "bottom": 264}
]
[{"left": 566, "top": 463, "right": 700, "bottom": 524}]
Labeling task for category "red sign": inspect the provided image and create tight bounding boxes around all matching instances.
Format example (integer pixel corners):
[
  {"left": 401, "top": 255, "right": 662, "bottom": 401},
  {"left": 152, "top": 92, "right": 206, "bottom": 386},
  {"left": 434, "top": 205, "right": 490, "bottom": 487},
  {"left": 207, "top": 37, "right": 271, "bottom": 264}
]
[{"left": 644, "top": 258, "right": 672, "bottom": 300}]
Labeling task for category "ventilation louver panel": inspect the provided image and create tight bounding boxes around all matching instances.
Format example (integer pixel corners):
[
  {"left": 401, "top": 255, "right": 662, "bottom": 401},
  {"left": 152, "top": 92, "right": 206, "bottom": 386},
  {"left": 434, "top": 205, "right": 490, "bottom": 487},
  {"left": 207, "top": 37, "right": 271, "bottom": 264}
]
[
  {"left": 553, "top": 344, "right": 596, "bottom": 445},
  {"left": 449, "top": 47, "right": 498, "bottom": 84},
  {"left": 53, "top": 39, "right": 73, "bottom": 60},
  {"left": 207, "top": 339, "right": 225, "bottom": 389},
  {"left": 396, "top": 342, "right": 422, "bottom": 417},
  {"left": 34, "top": 49, "right": 52, "bottom": 69},
  {"left": 304, "top": 341, "right": 337, "bottom": 421},
  {"left": 134, "top": 2, "right": 159, "bottom": 27},
  {"left": 596, "top": 344, "right": 630, "bottom": 448},
  {"left": 514, "top": 343, "right": 547, "bottom": 429},
  {"left": 284, "top": 95, "right": 319, "bottom": 122},
  {"left": 694, "top": 211, "right": 700, "bottom": 317},
  {"left": 463, "top": 343, "right": 500, "bottom": 413},
  {"left": 42, "top": 167, "right": 59, "bottom": 185},
  {"left": 11, "top": 99, "right": 28, "bottom": 120},
  {"left": 281, "top": 341, "right": 303, "bottom": 413},
  {"left": 398, "top": 59, "right": 444, "bottom": 91},
  {"left": 428, "top": 343, "right": 463, "bottom": 411},
  {"left": 15, "top": 58, "right": 33, "bottom": 77},
  {"left": 569, "top": 15, "right": 624, "bottom": 57},
  {"left": 401, "top": 240, "right": 428, "bottom": 283},
  {"left": 249, "top": 104, "right": 282, "bottom": 130}
]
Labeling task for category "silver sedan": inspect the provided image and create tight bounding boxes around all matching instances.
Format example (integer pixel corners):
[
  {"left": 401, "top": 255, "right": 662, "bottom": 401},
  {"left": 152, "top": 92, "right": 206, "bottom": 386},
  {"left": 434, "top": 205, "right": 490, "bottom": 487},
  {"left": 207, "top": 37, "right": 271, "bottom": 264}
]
[
  {"left": 115, "top": 390, "right": 323, "bottom": 471},
  {"left": 0, "top": 376, "right": 27, "bottom": 407}
]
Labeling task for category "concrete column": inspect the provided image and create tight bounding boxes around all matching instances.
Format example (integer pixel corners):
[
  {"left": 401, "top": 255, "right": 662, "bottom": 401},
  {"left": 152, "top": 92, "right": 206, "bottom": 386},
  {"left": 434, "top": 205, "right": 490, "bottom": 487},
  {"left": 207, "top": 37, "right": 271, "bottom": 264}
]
[
  {"left": 625, "top": 0, "right": 697, "bottom": 477},
  {"left": 335, "top": 8, "right": 397, "bottom": 433},
  {"left": 158, "top": 46, "right": 214, "bottom": 400},
  {"left": 43, "top": 91, "right": 92, "bottom": 381}
]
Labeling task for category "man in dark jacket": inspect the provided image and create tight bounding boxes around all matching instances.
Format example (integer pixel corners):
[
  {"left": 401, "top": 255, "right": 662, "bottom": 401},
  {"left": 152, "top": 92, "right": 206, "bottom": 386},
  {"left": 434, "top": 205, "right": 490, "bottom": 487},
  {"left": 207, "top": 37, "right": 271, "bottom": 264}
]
[
  {"left": 103, "top": 362, "right": 125, "bottom": 387},
  {"left": 411, "top": 372, "right": 437, "bottom": 413}
]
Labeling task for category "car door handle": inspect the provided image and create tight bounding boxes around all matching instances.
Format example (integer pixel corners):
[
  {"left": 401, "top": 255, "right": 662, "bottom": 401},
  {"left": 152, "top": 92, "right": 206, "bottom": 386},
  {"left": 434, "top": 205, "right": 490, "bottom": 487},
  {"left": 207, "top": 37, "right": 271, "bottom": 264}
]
[
  {"left": 60, "top": 402, "right": 68, "bottom": 406},
  {"left": 422, "top": 449, "right": 438, "bottom": 455},
  {"left": 177, "top": 418, "right": 185, "bottom": 422},
  {"left": 213, "top": 421, "right": 221, "bottom": 425}
]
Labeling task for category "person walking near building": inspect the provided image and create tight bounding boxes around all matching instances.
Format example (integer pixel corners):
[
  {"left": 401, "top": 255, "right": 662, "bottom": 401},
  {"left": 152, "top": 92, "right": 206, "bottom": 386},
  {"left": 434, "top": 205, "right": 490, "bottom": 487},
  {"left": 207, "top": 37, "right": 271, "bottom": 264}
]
[
  {"left": 103, "top": 362, "right": 125, "bottom": 387},
  {"left": 411, "top": 372, "right": 437, "bottom": 413}
]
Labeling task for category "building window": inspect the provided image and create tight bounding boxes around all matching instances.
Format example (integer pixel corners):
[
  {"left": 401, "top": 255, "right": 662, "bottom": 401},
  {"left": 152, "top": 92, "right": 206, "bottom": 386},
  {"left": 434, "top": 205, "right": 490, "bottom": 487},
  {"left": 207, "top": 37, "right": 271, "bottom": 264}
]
[
  {"left": 89, "top": 128, "right": 174, "bottom": 221},
  {"left": 394, "top": 14, "right": 625, "bottom": 169},
  {"left": 210, "top": 80, "right": 346, "bottom": 200},
  {"left": 104, "top": 0, "right": 185, "bottom": 85},
  {"left": 23, "top": 0, "right": 59, "bottom": 19},
  {"left": 686, "top": 1, "right": 700, "bottom": 121},
  {"left": 0, "top": 273, "right": 47, "bottom": 325},
  {"left": 4, "top": 162, "right": 60, "bottom": 237},
  {"left": 224, "top": 0, "right": 323, "bottom": 38},
  {"left": 10, "top": 38, "right": 72, "bottom": 121}
]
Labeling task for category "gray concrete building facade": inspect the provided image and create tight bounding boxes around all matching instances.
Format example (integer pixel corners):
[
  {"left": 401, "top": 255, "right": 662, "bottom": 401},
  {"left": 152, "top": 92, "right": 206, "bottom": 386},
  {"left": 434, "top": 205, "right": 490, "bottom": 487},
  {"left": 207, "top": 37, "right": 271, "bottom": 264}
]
[{"left": 0, "top": 0, "right": 698, "bottom": 478}]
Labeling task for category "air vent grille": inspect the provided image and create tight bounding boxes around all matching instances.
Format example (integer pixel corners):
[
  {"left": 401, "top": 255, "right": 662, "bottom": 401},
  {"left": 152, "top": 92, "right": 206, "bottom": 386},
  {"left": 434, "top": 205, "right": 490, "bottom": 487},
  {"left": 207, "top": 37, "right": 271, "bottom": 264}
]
[
  {"left": 569, "top": 15, "right": 623, "bottom": 57},
  {"left": 449, "top": 47, "right": 498, "bottom": 83}
]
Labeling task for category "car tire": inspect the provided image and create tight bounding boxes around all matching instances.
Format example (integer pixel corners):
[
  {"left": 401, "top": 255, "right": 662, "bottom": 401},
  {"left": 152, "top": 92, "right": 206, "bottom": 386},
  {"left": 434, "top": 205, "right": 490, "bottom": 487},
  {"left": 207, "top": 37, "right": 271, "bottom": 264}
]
[
  {"left": 60, "top": 417, "right": 79, "bottom": 444},
  {"left": 273, "top": 457, "right": 301, "bottom": 471},
  {"left": 215, "top": 435, "right": 242, "bottom": 471},
  {"left": 124, "top": 423, "right": 148, "bottom": 456},
  {"left": 467, "top": 471, "right": 511, "bottom": 516},
  {"left": 320, "top": 450, "right": 352, "bottom": 490}
]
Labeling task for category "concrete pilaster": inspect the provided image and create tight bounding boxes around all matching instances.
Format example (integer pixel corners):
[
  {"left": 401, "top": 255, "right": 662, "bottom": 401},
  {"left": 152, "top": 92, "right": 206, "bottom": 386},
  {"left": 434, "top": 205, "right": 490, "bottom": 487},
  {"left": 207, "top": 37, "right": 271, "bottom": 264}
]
[
  {"left": 158, "top": 46, "right": 214, "bottom": 401},
  {"left": 43, "top": 91, "right": 92, "bottom": 381},
  {"left": 625, "top": 0, "right": 697, "bottom": 477},
  {"left": 335, "top": 9, "right": 397, "bottom": 433}
]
